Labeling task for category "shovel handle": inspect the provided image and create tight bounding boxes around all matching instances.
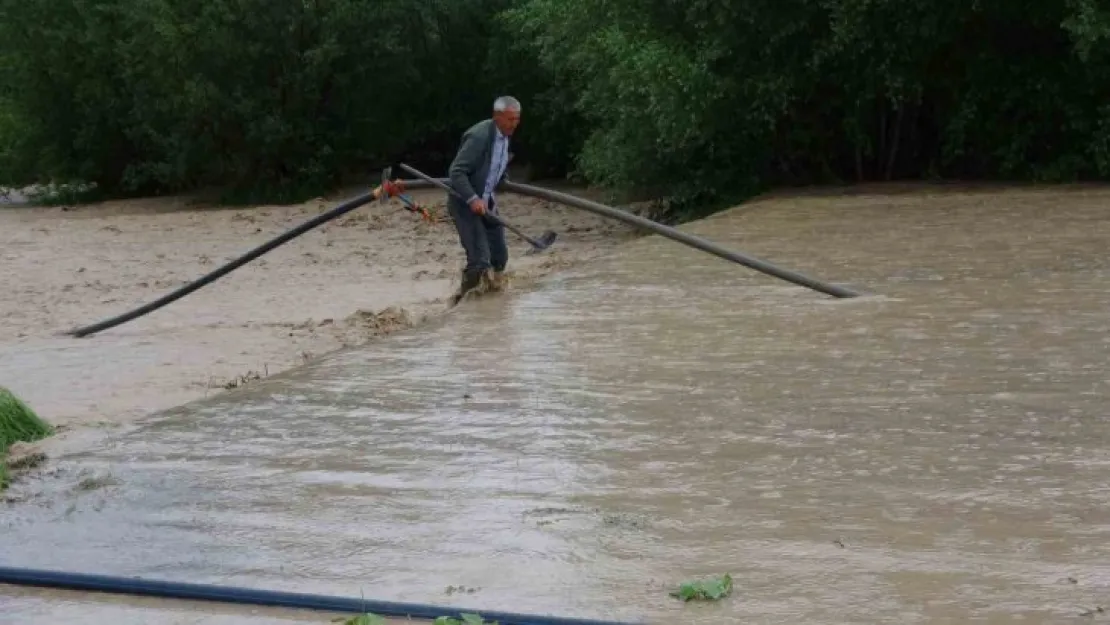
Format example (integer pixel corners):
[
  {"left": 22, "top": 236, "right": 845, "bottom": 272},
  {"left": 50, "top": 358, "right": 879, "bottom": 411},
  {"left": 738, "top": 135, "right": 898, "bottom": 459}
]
[{"left": 398, "top": 163, "right": 549, "bottom": 250}]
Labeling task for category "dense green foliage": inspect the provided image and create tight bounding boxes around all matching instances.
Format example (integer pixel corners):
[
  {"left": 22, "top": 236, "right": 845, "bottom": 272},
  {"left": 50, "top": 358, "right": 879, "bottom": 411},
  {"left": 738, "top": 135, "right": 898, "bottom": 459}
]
[{"left": 2, "top": 0, "right": 1110, "bottom": 212}]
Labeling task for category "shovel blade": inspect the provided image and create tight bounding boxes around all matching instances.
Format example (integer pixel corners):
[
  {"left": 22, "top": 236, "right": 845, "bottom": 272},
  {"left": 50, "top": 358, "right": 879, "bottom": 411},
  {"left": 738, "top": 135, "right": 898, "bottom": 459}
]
[
  {"left": 538, "top": 230, "right": 557, "bottom": 247},
  {"left": 524, "top": 230, "right": 558, "bottom": 255}
]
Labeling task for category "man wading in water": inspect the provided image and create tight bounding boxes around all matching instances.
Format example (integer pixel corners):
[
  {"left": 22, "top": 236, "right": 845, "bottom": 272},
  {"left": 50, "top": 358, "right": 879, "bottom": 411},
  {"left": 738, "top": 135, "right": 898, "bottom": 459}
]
[{"left": 446, "top": 95, "right": 521, "bottom": 305}]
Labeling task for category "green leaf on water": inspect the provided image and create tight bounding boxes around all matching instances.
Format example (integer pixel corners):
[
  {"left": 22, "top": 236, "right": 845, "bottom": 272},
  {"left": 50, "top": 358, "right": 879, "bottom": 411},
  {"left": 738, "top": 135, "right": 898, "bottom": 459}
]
[{"left": 669, "top": 573, "right": 734, "bottom": 602}]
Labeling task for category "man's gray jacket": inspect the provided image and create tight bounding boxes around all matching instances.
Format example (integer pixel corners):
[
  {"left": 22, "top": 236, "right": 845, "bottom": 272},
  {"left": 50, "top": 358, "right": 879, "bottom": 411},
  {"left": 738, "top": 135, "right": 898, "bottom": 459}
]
[{"left": 447, "top": 118, "right": 508, "bottom": 214}]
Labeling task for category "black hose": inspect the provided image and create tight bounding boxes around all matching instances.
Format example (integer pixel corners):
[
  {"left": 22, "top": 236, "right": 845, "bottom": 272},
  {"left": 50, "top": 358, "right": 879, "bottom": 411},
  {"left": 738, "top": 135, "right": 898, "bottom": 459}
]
[
  {"left": 0, "top": 566, "right": 643, "bottom": 625},
  {"left": 65, "top": 189, "right": 385, "bottom": 338},
  {"left": 64, "top": 176, "right": 860, "bottom": 338},
  {"left": 502, "top": 181, "right": 861, "bottom": 299}
]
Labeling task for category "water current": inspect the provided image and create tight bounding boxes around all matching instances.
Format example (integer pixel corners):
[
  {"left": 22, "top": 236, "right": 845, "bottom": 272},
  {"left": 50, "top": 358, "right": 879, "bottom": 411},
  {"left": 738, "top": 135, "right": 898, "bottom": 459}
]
[{"left": 3, "top": 187, "right": 1110, "bottom": 624}]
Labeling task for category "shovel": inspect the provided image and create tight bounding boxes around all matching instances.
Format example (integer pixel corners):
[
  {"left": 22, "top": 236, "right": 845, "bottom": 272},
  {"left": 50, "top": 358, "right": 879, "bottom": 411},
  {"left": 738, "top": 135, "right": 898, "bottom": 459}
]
[{"left": 398, "top": 163, "right": 557, "bottom": 254}]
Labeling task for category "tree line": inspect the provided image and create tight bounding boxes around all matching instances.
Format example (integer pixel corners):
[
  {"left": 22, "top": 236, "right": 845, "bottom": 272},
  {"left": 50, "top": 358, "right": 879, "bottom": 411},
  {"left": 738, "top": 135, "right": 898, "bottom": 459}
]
[{"left": 1, "top": 0, "right": 1109, "bottom": 215}]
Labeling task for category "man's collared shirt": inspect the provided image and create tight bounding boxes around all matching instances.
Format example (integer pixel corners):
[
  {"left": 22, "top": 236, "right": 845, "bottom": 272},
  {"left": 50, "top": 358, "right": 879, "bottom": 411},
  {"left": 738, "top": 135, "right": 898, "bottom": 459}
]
[{"left": 481, "top": 126, "right": 510, "bottom": 212}]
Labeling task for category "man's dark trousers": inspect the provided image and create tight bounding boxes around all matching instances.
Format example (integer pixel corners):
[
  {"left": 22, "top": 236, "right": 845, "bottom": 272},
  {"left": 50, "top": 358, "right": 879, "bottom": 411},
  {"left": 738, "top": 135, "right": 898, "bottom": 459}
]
[{"left": 449, "top": 197, "right": 507, "bottom": 291}]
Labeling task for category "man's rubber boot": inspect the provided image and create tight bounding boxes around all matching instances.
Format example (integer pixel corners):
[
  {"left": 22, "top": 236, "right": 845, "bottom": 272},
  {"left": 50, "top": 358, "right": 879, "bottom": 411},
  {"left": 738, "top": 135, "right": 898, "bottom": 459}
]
[
  {"left": 487, "top": 270, "right": 507, "bottom": 292},
  {"left": 450, "top": 268, "right": 484, "bottom": 307}
]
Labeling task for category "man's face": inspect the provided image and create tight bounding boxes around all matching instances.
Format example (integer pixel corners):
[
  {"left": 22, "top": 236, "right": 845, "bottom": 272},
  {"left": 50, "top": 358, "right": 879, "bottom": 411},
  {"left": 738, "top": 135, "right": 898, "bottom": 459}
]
[{"left": 494, "top": 108, "right": 521, "bottom": 136}]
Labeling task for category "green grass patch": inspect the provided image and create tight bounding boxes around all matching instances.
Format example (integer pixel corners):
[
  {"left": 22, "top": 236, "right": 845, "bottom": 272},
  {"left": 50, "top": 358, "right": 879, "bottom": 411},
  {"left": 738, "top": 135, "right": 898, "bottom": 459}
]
[
  {"left": 0, "top": 386, "right": 53, "bottom": 490},
  {"left": 670, "top": 573, "right": 734, "bottom": 602}
]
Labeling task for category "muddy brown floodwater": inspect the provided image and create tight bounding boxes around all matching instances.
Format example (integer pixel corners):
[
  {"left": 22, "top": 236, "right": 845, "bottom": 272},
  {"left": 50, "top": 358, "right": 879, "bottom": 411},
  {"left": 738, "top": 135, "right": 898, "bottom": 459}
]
[{"left": 3, "top": 184, "right": 1110, "bottom": 624}]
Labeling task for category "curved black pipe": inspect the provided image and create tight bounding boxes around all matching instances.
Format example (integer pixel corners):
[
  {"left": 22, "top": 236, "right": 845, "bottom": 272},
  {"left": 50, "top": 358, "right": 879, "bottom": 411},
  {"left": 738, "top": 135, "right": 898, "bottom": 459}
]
[
  {"left": 65, "top": 176, "right": 860, "bottom": 338},
  {"left": 0, "top": 566, "right": 643, "bottom": 625},
  {"left": 503, "top": 181, "right": 861, "bottom": 299},
  {"left": 65, "top": 187, "right": 386, "bottom": 338}
]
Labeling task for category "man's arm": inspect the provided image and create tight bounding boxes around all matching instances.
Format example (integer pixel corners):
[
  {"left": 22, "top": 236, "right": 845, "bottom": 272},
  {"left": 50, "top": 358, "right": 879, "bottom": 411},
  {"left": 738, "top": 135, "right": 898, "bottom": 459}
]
[{"left": 448, "top": 126, "right": 485, "bottom": 204}]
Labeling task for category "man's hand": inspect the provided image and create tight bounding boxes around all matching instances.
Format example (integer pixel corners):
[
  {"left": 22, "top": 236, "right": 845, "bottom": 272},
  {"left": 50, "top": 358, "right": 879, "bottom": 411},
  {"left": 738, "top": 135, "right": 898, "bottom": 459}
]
[{"left": 468, "top": 197, "right": 487, "bottom": 215}]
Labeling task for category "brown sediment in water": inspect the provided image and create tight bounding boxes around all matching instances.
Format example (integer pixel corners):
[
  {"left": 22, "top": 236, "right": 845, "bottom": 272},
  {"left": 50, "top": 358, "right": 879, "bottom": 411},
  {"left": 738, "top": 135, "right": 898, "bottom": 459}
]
[
  {"left": 5, "top": 442, "right": 48, "bottom": 472},
  {"left": 4, "top": 183, "right": 1110, "bottom": 623},
  {"left": 0, "top": 185, "right": 641, "bottom": 474}
]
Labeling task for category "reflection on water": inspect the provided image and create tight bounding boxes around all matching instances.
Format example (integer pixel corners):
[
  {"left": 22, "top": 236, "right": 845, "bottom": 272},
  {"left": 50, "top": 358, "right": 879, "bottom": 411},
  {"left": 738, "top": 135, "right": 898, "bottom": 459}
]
[{"left": 3, "top": 187, "right": 1110, "bottom": 624}]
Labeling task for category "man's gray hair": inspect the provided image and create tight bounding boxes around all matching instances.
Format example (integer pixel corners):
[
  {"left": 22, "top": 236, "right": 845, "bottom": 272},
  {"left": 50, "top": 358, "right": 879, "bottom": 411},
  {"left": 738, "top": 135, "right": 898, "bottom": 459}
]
[{"left": 493, "top": 96, "right": 521, "bottom": 112}]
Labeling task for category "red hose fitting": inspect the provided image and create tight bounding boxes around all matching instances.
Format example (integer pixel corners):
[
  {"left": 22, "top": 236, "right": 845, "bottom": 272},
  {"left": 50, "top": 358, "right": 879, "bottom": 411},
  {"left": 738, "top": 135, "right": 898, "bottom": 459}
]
[{"left": 381, "top": 179, "right": 406, "bottom": 198}]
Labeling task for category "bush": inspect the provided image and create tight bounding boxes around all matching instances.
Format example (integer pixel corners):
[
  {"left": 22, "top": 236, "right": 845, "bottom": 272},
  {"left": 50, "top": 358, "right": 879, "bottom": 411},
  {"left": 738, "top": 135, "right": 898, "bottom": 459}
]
[
  {"left": 508, "top": 0, "right": 1110, "bottom": 214},
  {"left": 0, "top": 0, "right": 577, "bottom": 203},
  {"left": 3, "top": 0, "right": 1110, "bottom": 214}
]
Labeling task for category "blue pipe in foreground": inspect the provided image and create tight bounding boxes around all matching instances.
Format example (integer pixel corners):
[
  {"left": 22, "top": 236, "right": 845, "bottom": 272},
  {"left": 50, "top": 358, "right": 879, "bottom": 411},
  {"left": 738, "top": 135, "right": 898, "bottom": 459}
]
[{"left": 0, "top": 566, "right": 644, "bottom": 625}]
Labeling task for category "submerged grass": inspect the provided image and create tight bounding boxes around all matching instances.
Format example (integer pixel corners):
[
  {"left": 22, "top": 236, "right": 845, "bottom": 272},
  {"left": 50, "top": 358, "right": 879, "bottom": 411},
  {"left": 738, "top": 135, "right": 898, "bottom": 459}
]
[{"left": 0, "top": 386, "right": 53, "bottom": 489}]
